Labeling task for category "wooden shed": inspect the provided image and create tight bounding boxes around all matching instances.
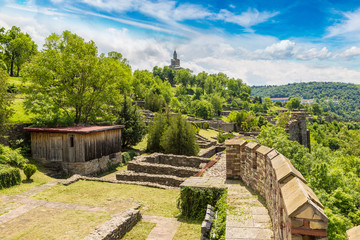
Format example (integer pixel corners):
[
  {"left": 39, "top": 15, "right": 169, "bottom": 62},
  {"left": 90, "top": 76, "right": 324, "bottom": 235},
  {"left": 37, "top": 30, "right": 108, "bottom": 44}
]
[{"left": 24, "top": 125, "right": 124, "bottom": 175}]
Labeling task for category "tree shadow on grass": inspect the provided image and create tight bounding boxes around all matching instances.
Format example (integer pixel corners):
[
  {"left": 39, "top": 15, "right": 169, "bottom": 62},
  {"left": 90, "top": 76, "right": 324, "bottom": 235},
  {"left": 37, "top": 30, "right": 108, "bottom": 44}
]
[{"left": 22, "top": 179, "right": 34, "bottom": 183}]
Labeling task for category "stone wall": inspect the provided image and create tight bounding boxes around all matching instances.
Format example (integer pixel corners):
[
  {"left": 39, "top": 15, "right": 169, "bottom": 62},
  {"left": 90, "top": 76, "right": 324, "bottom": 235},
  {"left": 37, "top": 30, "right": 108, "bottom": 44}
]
[
  {"left": 286, "top": 111, "right": 310, "bottom": 150},
  {"left": 83, "top": 208, "right": 141, "bottom": 240},
  {"left": 198, "top": 144, "right": 226, "bottom": 158},
  {"left": 226, "top": 139, "right": 328, "bottom": 240},
  {"left": 62, "top": 152, "right": 122, "bottom": 176},
  {"left": 141, "top": 153, "right": 210, "bottom": 168},
  {"left": 0, "top": 123, "right": 31, "bottom": 146}
]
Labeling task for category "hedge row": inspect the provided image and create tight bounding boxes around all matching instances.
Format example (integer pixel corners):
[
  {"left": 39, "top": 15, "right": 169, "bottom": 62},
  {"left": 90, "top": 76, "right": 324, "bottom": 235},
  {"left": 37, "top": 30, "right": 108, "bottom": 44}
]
[{"left": 0, "top": 164, "right": 21, "bottom": 189}]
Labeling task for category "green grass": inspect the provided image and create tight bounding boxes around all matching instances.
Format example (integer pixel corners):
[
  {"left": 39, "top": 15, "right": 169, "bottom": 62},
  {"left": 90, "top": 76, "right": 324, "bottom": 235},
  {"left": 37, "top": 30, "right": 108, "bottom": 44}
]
[
  {"left": 0, "top": 206, "right": 110, "bottom": 240},
  {"left": 0, "top": 168, "right": 54, "bottom": 196},
  {"left": 9, "top": 98, "right": 34, "bottom": 123},
  {"left": 33, "top": 180, "right": 180, "bottom": 217},
  {"left": 133, "top": 134, "right": 148, "bottom": 151},
  {"left": 198, "top": 129, "right": 219, "bottom": 140},
  {"left": 122, "top": 221, "right": 156, "bottom": 240},
  {"left": 173, "top": 219, "right": 202, "bottom": 240}
]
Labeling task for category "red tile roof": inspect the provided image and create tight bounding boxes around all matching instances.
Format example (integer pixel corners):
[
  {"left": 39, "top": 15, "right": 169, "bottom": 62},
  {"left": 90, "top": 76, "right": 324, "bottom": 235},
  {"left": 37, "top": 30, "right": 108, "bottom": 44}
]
[{"left": 24, "top": 125, "right": 124, "bottom": 134}]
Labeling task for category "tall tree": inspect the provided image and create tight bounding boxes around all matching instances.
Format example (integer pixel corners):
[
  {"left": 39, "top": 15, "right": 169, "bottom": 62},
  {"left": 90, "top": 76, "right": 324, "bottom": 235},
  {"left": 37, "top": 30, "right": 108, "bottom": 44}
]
[
  {"left": 0, "top": 26, "right": 37, "bottom": 76},
  {"left": 0, "top": 68, "right": 13, "bottom": 134},
  {"left": 23, "top": 30, "right": 131, "bottom": 126}
]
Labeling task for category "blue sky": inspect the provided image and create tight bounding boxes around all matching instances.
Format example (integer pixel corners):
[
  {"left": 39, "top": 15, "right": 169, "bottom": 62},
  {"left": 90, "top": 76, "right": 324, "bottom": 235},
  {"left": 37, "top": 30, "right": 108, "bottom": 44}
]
[{"left": 1, "top": 0, "right": 360, "bottom": 85}]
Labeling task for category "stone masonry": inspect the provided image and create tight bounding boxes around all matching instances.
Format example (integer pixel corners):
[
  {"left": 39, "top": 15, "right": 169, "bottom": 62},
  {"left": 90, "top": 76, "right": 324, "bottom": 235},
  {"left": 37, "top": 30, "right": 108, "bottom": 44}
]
[
  {"left": 286, "top": 111, "right": 310, "bottom": 150},
  {"left": 226, "top": 139, "right": 328, "bottom": 240}
]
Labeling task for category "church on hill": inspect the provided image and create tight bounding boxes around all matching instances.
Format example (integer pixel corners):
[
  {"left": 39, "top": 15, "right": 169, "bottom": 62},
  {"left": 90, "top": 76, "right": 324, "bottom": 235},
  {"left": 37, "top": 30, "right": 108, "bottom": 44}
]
[{"left": 169, "top": 50, "right": 183, "bottom": 70}]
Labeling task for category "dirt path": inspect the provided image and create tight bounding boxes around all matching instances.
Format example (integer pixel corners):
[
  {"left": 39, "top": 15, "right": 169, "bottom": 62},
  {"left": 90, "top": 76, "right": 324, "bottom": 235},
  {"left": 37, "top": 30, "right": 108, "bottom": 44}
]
[{"left": 142, "top": 215, "right": 181, "bottom": 240}]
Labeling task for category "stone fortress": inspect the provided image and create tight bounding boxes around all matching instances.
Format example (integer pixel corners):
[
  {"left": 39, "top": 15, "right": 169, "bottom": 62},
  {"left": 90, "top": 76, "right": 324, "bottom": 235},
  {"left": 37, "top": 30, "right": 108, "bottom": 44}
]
[{"left": 169, "top": 50, "right": 183, "bottom": 70}]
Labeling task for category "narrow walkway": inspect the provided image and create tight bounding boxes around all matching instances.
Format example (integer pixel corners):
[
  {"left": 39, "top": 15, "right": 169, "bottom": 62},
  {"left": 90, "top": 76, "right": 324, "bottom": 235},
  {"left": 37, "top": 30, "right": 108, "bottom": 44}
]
[
  {"left": 142, "top": 215, "right": 181, "bottom": 240},
  {"left": 17, "top": 180, "right": 60, "bottom": 197},
  {"left": 225, "top": 180, "right": 273, "bottom": 240}
]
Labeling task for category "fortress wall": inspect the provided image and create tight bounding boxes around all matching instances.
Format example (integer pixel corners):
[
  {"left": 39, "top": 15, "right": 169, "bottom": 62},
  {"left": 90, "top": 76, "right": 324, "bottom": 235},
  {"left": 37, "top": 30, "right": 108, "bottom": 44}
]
[{"left": 226, "top": 139, "right": 328, "bottom": 240}]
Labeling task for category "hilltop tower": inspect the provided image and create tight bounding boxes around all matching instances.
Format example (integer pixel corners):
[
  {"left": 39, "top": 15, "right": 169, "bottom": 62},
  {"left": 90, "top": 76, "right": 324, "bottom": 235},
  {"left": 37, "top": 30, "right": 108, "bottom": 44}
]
[{"left": 169, "top": 50, "right": 182, "bottom": 70}]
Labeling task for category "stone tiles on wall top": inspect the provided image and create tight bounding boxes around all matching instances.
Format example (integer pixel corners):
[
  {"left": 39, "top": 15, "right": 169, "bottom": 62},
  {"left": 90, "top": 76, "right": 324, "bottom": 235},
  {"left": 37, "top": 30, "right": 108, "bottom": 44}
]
[
  {"left": 255, "top": 145, "right": 273, "bottom": 155},
  {"left": 281, "top": 177, "right": 327, "bottom": 220},
  {"left": 271, "top": 154, "right": 307, "bottom": 184},
  {"left": 347, "top": 225, "right": 360, "bottom": 240},
  {"left": 225, "top": 138, "right": 246, "bottom": 146},
  {"left": 245, "top": 141, "right": 259, "bottom": 149}
]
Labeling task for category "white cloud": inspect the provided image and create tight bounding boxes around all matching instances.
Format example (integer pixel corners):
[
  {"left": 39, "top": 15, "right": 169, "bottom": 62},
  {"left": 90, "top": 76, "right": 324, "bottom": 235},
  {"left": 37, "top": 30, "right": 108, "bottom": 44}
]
[
  {"left": 327, "top": 8, "right": 360, "bottom": 39},
  {"left": 336, "top": 46, "right": 360, "bottom": 59},
  {"left": 215, "top": 8, "right": 279, "bottom": 31},
  {"left": 257, "top": 40, "right": 297, "bottom": 59},
  {"left": 296, "top": 47, "right": 331, "bottom": 60}
]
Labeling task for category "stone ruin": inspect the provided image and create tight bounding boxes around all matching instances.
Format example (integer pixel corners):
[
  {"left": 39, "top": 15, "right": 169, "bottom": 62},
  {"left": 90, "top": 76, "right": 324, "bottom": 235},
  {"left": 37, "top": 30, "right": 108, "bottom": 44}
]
[
  {"left": 226, "top": 139, "right": 328, "bottom": 240},
  {"left": 286, "top": 111, "right": 310, "bottom": 150},
  {"left": 116, "top": 153, "right": 211, "bottom": 187}
]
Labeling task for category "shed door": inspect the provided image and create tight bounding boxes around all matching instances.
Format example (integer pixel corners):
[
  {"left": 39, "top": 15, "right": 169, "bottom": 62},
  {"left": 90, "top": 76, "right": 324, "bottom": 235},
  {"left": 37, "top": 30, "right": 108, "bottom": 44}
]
[{"left": 49, "top": 136, "right": 63, "bottom": 161}]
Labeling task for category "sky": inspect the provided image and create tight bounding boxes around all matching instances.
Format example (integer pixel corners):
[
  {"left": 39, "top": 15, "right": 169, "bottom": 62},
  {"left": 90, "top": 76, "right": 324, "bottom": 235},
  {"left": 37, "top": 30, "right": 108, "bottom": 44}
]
[{"left": 1, "top": 0, "right": 360, "bottom": 86}]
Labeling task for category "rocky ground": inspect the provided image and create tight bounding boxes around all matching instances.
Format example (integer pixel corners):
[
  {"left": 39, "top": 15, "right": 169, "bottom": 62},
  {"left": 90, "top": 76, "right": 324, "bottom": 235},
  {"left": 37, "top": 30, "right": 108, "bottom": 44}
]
[{"left": 202, "top": 153, "right": 226, "bottom": 178}]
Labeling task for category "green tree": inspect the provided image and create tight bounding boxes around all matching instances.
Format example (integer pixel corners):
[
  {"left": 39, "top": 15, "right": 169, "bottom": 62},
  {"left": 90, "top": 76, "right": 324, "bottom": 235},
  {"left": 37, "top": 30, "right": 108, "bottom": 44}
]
[
  {"left": 160, "top": 114, "right": 199, "bottom": 156},
  {"left": 196, "top": 71, "right": 208, "bottom": 94},
  {"left": 277, "top": 111, "right": 290, "bottom": 128},
  {"left": 191, "top": 100, "right": 212, "bottom": 119},
  {"left": 175, "top": 69, "right": 191, "bottom": 87},
  {"left": 147, "top": 113, "right": 168, "bottom": 153},
  {"left": 210, "top": 94, "right": 223, "bottom": 116},
  {"left": 23, "top": 31, "right": 131, "bottom": 126},
  {"left": 285, "top": 97, "right": 301, "bottom": 110},
  {"left": 0, "top": 68, "right": 13, "bottom": 133},
  {"left": 0, "top": 26, "right": 37, "bottom": 76},
  {"left": 115, "top": 95, "right": 146, "bottom": 148},
  {"left": 312, "top": 102, "right": 323, "bottom": 116}
]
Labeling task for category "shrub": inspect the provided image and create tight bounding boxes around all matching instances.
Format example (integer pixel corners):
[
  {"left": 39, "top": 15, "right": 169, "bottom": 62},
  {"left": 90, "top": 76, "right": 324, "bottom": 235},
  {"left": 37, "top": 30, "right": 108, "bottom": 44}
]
[
  {"left": 0, "top": 164, "right": 21, "bottom": 189},
  {"left": 23, "top": 164, "right": 37, "bottom": 180},
  {"left": 210, "top": 191, "right": 227, "bottom": 240},
  {"left": 203, "top": 121, "right": 209, "bottom": 129},
  {"left": 127, "top": 150, "right": 139, "bottom": 160},
  {"left": 0, "top": 145, "right": 28, "bottom": 168},
  {"left": 177, "top": 186, "right": 226, "bottom": 220},
  {"left": 122, "top": 152, "right": 131, "bottom": 164}
]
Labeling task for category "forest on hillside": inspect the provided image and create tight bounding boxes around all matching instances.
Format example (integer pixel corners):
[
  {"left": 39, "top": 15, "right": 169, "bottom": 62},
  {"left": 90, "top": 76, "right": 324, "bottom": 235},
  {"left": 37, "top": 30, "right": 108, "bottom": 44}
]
[{"left": 251, "top": 82, "right": 360, "bottom": 120}]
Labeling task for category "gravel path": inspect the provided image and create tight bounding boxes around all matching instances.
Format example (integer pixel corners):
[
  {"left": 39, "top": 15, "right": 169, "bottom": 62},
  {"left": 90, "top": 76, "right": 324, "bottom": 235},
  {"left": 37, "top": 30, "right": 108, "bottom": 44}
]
[{"left": 202, "top": 154, "right": 226, "bottom": 178}]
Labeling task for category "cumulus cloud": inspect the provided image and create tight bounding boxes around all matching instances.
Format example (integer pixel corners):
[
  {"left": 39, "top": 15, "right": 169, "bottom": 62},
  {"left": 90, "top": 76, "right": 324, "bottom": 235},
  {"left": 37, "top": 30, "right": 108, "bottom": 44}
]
[
  {"left": 336, "top": 46, "right": 360, "bottom": 59},
  {"left": 256, "top": 40, "right": 297, "bottom": 59},
  {"left": 296, "top": 47, "right": 331, "bottom": 60}
]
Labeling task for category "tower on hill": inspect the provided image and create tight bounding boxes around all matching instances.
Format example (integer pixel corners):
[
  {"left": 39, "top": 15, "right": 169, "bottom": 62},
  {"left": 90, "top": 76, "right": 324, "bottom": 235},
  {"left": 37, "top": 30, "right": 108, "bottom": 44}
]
[{"left": 169, "top": 50, "right": 183, "bottom": 70}]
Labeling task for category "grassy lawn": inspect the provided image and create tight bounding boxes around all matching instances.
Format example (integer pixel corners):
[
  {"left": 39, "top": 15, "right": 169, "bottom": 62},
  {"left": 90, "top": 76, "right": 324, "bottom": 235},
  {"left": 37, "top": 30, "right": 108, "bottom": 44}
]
[
  {"left": 33, "top": 180, "right": 180, "bottom": 217},
  {"left": 0, "top": 200, "right": 23, "bottom": 216},
  {"left": 173, "top": 219, "right": 202, "bottom": 240},
  {"left": 122, "top": 221, "right": 156, "bottom": 240},
  {"left": 199, "top": 129, "right": 219, "bottom": 140},
  {"left": 9, "top": 98, "right": 34, "bottom": 123},
  {"left": 133, "top": 134, "right": 148, "bottom": 151},
  {"left": 0, "top": 206, "right": 110, "bottom": 240},
  {"left": 0, "top": 168, "right": 54, "bottom": 196}
]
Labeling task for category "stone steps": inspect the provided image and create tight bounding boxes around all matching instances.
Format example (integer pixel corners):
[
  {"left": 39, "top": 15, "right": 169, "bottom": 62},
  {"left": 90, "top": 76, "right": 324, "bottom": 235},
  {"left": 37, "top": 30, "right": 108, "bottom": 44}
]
[
  {"left": 116, "top": 171, "right": 186, "bottom": 187},
  {"left": 127, "top": 161, "right": 198, "bottom": 178}
]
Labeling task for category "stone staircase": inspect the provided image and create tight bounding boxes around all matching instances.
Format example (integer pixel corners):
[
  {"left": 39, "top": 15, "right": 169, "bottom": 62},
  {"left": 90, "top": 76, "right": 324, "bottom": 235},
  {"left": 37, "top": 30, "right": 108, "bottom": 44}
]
[
  {"left": 196, "top": 133, "right": 217, "bottom": 148},
  {"left": 116, "top": 153, "right": 211, "bottom": 187}
]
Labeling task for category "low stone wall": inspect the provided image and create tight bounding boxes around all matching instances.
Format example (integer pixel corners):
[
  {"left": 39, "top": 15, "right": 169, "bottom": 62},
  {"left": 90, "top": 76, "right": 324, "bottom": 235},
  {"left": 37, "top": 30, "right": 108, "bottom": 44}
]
[
  {"left": 83, "top": 208, "right": 141, "bottom": 240},
  {"left": 62, "top": 153, "right": 121, "bottom": 176},
  {"left": 116, "top": 171, "right": 185, "bottom": 187},
  {"left": 199, "top": 145, "right": 226, "bottom": 158},
  {"left": 226, "top": 139, "right": 328, "bottom": 240},
  {"left": 128, "top": 161, "right": 198, "bottom": 177},
  {"left": 0, "top": 123, "right": 31, "bottom": 146},
  {"left": 140, "top": 153, "right": 210, "bottom": 168}
]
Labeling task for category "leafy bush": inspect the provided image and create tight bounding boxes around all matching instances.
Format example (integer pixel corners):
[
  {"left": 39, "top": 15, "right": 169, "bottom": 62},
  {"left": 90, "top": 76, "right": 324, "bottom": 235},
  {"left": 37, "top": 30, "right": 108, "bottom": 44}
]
[
  {"left": 210, "top": 191, "right": 227, "bottom": 240},
  {"left": 0, "top": 164, "right": 21, "bottom": 189},
  {"left": 177, "top": 186, "right": 226, "bottom": 220},
  {"left": 23, "top": 164, "right": 37, "bottom": 180},
  {"left": 122, "top": 152, "right": 131, "bottom": 164},
  {"left": 127, "top": 150, "right": 139, "bottom": 160},
  {"left": 0, "top": 144, "right": 28, "bottom": 168},
  {"left": 217, "top": 132, "right": 234, "bottom": 143},
  {"left": 203, "top": 122, "right": 209, "bottom": 129}
]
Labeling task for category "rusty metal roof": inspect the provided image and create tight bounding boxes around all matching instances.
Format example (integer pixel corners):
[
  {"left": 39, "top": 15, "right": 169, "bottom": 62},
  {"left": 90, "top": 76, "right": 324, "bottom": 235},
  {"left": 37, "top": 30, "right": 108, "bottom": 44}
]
[{"left": 24, "top": 125, "right": 125, "bottom": 134}]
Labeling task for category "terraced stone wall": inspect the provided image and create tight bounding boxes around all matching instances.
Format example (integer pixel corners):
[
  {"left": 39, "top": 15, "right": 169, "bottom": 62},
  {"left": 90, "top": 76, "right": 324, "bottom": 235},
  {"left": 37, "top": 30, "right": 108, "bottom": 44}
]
[{"left": 226, "top": 139, "right": 328, "bottom": 240}]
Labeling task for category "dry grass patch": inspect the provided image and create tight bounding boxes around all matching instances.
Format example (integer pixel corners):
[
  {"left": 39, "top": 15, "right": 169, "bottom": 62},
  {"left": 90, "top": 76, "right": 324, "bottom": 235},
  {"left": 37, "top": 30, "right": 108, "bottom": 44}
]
[
  {"left": 33, "top": 180, "right": 180, "bottom": 217},
  {"left": 199, "top": 129, "right": 219, "bottom": 141},
  {"left": 0, "top": 206, "right": 110, "bottom": 240},
  {"left": 122, "top": 221, "right": 156, "bottom": 240}
]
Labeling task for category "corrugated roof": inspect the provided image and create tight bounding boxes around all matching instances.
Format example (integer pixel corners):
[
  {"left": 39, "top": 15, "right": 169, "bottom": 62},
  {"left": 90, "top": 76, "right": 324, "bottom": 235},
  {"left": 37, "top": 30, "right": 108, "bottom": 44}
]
[
  {"left": 271, "top": 154, "right": 306, "bottom": 183},
  {"left": 24, "top": 125, "right": 125, "bottom": 134},
  {"left": 281, "top": 177, "right": 326, "bottom": 220}
]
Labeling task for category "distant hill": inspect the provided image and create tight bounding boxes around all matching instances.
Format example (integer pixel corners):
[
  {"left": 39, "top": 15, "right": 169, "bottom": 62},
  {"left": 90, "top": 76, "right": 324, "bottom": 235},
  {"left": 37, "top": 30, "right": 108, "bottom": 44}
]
[{"left": 251, "top": 82, "right": 360, "bottom": 120}]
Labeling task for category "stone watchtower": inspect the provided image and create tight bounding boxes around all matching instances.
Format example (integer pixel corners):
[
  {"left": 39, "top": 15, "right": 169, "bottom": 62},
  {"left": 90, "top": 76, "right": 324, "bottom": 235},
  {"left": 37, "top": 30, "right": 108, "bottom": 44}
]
[
  {"left": 286, "top": 111, "right": 311, "bottom": 150},
  {"left": 169, "top": 50, "right": 182, "bottom": 70}
]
